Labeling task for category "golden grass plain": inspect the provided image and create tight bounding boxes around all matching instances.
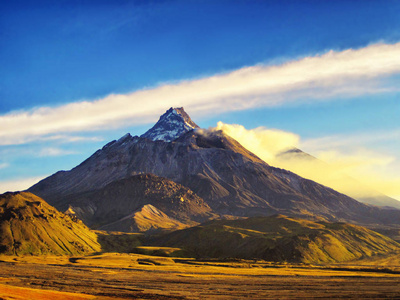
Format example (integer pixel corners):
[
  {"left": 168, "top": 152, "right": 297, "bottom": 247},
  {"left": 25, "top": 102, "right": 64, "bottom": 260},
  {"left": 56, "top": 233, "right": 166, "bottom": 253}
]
[{"left": 1, "top": 251, "right": 400, "bottom": 299}]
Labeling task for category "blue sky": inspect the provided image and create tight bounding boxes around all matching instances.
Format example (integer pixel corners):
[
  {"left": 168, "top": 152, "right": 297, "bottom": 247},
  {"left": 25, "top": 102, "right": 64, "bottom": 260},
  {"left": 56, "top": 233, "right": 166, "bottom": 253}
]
[{"left": 1, "top": 1, "right": 400, "bottom": 199}]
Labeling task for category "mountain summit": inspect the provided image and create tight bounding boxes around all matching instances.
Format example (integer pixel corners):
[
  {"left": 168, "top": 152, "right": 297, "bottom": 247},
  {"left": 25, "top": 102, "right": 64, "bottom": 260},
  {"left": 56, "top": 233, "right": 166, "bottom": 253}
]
[{"left": 141, "top": 107, "right": 199, "bottom": 142}]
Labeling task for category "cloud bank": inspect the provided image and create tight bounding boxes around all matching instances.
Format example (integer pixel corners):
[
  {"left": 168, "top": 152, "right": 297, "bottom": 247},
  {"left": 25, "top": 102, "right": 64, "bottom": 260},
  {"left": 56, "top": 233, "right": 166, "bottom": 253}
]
[
  {"left": 1, "top": 42, "right": 400, "bottom": 145},
  {"left": 216, "top": 122, "right": 400, "bottom": 202}
]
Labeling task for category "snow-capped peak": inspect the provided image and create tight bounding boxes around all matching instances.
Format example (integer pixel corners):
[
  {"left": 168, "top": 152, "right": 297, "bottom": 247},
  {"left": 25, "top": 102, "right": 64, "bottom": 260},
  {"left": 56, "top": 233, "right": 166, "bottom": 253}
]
[{"left": 141, "top": 107, "right": 199, "bottom": 142}]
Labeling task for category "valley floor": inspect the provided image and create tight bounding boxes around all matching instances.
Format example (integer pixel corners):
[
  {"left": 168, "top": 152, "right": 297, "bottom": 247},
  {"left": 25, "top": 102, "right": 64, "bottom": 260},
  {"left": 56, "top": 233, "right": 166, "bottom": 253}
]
[{"left": 1, "top": 253, "right": 400, "bottom": 299}]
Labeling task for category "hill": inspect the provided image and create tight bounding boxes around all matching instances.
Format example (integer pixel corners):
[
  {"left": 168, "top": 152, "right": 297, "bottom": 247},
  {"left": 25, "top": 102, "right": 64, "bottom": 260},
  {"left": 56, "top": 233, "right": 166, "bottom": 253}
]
[
  {"left": 63, "top": 173, "right": 213, "bottom": 232},
  {"left": 99, "top": 204, "right": 188, "bottom": 233},
  {"left": 0, "top": 192, "right": 100, "bottom": 255},
  {"left": 149, "top": 215, "right": 400, "bottom": 263}
]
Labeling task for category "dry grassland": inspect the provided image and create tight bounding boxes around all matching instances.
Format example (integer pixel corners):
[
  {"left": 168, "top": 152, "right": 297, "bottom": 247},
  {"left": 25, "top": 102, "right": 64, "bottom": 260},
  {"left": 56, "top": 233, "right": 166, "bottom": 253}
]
[{"left": 1, "top": 252, "right": 400, "bottom": 299}]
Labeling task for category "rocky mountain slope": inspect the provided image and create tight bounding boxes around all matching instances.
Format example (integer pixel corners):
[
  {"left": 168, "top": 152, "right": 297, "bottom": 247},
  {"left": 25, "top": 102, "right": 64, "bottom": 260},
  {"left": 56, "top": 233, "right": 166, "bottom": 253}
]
[
  {"left": 62, "top": 173, "right": 213, "bottom": 232},
  {"left": 0, "top": 192, "right": 100, "bottom": 255},
  {"left": 29, "top": 107, "right": 400, "bottom": 229},
  {"left": 149, "top": 215, "right": 400, "bottom": 263}
]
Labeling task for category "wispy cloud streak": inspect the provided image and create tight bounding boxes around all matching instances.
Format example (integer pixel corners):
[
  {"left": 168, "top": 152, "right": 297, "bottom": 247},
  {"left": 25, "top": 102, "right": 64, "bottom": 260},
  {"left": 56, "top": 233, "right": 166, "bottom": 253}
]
[
  {"left": 1, "top": 42, "right": 400, "bottom": 145},
  {"left": 301, "top": 130, "right": 400, "bottom": 152},
  {"left": 38, "top": 147, "right": 77, "bottom": 157}
]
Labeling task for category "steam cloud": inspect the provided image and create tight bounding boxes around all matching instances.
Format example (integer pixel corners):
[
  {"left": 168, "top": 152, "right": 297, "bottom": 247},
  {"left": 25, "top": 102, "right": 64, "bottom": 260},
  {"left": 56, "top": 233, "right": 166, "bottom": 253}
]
[{"left": 216, "top": 122, "right": 400, "bottom": 202}]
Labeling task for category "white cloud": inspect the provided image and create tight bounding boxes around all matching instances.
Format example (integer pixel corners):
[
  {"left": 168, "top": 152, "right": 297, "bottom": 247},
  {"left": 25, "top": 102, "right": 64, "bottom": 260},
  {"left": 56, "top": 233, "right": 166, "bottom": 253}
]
[
  {"left": 1, "top": 42, "right": 400, "bottom": 145},
  {"left": 0, "top": 133, "right": 104, "bottom": 146},
  {"left": 0, "top": 163, "right": 9, "bottom": 170},
  {"left": 38, "top": 147, "right": 77, "bottom": 157},
  {"left": 39, "top": 135, "right": 104, "bottom": 143},
  {"left": 0, "top": 176, "right": 47, "bottom": 194}
]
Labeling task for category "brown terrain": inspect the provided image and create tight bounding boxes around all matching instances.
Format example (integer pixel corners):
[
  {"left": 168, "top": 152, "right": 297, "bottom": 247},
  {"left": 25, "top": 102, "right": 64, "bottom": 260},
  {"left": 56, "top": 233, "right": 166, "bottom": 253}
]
[
  {"left": 1, "top": 192, "right": 400, "bottom": 298},
  {"left": 1, "top": 199, "right": 400, "bottom": 299}
]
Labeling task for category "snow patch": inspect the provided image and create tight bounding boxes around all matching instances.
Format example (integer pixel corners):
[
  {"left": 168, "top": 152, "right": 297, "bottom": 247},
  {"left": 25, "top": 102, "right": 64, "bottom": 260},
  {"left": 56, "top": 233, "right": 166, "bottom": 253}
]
[{"left": 141, "top": 107, "right": 199, "bottom": 142}]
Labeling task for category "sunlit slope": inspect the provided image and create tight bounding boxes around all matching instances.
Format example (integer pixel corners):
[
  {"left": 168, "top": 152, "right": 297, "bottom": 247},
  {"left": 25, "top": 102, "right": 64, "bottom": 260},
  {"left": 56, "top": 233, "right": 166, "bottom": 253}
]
[
  {"left": 151, "top": 215, "right": 400, "bottom": 263},
  {"left": 0, "top": 192, "right": 100, "bottom": 255},
  {"left": 99, "top": 204, "right": 188, "bottom": 233}
]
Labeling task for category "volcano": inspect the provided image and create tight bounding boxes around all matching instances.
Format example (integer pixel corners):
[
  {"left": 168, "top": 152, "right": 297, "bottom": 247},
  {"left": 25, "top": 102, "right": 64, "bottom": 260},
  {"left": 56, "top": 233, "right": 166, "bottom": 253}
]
[{"left": 29, "top": 107, "right": 400, "bottom": 232}]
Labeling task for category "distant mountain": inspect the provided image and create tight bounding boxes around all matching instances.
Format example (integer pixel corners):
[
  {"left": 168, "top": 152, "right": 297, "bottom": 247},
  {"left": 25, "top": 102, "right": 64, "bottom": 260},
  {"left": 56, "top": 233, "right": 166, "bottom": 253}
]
[
  {"left": 0, "top": 192, "right": 100, "bottom": 255},
  {"left": 141, "top": 107, "right": 199, "bottom": 142},
  {"left": 149, "top": 215, "right": 400, "bottom": 263},
  {"left": 29, "top": 107, "right": 400, "bottom": 230},
  {"left": 277, "top": 148, "right": 400, "bottom": 209}
]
